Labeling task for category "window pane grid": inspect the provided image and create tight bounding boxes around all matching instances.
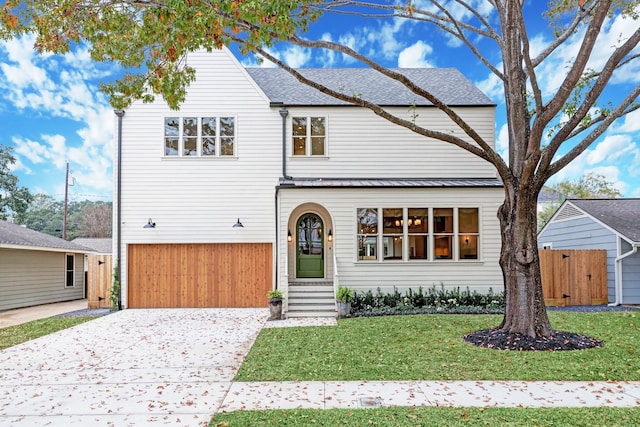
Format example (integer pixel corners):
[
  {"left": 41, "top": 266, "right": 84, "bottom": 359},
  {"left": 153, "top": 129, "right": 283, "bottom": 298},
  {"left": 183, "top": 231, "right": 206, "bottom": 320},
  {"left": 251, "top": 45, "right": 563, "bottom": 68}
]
[
  {"left": 356, "top": 207, "right": 479, "bottom": 262},
  {"left": 293, "top": 116, "right": 325, "bottom": 156},
  {"left": 164, "top": 116, "right": 235, "bottom": 157}
]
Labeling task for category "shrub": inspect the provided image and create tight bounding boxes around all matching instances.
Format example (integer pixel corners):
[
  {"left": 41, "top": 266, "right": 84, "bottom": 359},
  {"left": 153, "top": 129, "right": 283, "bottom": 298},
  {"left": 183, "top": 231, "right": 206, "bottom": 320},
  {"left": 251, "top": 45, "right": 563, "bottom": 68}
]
[{"left": 351, "top": 285, "right": 504, "bottom": 317}]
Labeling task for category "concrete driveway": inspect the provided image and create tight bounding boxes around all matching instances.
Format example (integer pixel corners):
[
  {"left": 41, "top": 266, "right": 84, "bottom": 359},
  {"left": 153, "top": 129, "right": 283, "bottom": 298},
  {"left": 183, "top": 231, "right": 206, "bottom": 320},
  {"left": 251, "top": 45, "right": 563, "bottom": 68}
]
[{"left": 0, "top": 308, "right": 267, "bottom": 426}]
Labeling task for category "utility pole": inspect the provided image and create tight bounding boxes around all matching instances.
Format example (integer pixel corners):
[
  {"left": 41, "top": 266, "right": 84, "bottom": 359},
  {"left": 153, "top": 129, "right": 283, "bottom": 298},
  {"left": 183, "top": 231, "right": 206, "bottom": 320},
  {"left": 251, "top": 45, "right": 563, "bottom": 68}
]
[{"left": 63, "top": 162, "right": 69, "bottom": 240}]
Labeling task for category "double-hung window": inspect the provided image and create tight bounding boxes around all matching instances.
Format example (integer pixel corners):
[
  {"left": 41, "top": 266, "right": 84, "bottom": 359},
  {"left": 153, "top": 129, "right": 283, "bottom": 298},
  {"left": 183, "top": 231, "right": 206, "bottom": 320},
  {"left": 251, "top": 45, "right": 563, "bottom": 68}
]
[
  {"left": 356, "top": 207, "right": 479, "bottom": 262},
  {"left": 164, "top": 116, "right": 235, "bottom": 157},
  {"left": 292, "top": 116, "right": 326, "bottom": 156}
]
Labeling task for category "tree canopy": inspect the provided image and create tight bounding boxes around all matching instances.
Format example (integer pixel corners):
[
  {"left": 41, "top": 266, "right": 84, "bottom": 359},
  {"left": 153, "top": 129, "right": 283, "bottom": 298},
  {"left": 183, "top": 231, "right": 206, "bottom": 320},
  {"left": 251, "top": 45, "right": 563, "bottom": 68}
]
[{"left": 20, "top": 194, "right": 112, "bottom": 240}]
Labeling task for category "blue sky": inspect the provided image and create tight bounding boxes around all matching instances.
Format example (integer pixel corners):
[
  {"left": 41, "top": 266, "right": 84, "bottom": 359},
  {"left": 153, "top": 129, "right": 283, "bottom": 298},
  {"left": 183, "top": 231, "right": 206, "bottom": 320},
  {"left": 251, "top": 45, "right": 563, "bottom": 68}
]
[{"left": 1, "top": 1, "right": 639, "bottom": 203}]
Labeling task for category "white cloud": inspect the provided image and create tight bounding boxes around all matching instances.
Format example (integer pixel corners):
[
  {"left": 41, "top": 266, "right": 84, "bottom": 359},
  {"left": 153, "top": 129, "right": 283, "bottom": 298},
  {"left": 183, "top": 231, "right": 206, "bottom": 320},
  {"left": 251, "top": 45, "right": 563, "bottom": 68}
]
[
  {"left": 398, "top": 41, "right": 434, "bottom": 68},
  {"left": 614, "top": 108, "right": 640, "bottom": 133},
  {"left": 495, "top": 123, "right": 509, "bottom": 161},
  {"left": 281, "top": 45, "right": 311, "bottom": 68},
  {"left": 0, "top": 35, "right": 116, "bottom": 200},
  {"left": 476, "top": 71, "right": 504, "bottom": 103},
  {"left": 585, "top": 134, "right": 635, "bottom": 164}
]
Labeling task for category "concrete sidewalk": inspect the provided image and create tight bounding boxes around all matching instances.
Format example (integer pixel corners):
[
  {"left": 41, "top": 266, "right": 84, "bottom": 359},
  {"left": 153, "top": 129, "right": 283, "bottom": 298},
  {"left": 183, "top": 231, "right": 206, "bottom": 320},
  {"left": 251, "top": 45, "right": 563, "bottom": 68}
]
[
  {"left": 220, "top": 380, "right": 640, "bottom": 411},
  {"left": 0, "top": 299, "right": 88, "bottom": 328}
]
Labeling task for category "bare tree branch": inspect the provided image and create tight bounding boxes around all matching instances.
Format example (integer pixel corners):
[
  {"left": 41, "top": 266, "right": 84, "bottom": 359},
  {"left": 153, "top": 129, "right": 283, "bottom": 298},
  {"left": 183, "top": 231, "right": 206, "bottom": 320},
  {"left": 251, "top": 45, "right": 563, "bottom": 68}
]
[
  {"left": 253, "top": 44, "right": 511, "bottom": 174},
  {"left": 539, "top": 25, "right": 640, "bottom": 171},
  {"left": 546, "top": 83, "right": 640, "bottom": 178},
  {"left": 530, "top": 4, "right": 595, "bottom": 67},
  {"left": 537, "top": 0, "right": 613, "bottom": 127}
]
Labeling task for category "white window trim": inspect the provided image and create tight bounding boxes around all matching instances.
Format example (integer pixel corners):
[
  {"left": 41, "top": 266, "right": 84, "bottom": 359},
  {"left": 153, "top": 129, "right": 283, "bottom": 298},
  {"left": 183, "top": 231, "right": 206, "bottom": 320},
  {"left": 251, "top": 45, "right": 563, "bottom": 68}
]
[
  {"left": 65, "top": 253, "right": 75, "bottom": 288},
  {"left": 291, "top": 115, "right": 328, "bottom": 157},
  {"left": 355, "top": 207, "right": 482, "bottom": 263},
  {"left": 163, "top": 115, "right": 237, "bottom": 158}
]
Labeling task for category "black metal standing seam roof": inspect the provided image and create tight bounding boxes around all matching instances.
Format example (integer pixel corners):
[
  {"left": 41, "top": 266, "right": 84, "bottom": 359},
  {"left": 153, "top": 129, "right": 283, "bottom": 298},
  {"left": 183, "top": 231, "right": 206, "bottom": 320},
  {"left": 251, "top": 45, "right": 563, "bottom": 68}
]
[
  {"left": 569, "top": 199, "right": 640, "bottom": 243},
  {"left": 278, "top": 177, "right": 504, "bottom": 188},
  {"left": 0, "top": 220, "right": 91, "bottom": 252},
  {"left": 246, "top": 68, "right": 495, "bottom": 107}
]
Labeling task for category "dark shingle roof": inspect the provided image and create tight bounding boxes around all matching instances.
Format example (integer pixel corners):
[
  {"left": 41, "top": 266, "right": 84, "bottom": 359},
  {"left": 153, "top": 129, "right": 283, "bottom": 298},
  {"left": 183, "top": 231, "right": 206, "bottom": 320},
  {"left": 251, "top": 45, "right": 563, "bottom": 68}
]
[
  {"left": 72, "top": 238, "right": 112, "bottom": 254},
  {"left": 246, "top": 68, "right": 494, "bottom": 107},
  {"left": 0, "top": 220, "right": 90, "bottom": 252},
  {"left": 570, "top": 199, "right": 640, "bottom": 242},
  {"left": 279, "top": 177, "right": 503, "bottom": 188}
]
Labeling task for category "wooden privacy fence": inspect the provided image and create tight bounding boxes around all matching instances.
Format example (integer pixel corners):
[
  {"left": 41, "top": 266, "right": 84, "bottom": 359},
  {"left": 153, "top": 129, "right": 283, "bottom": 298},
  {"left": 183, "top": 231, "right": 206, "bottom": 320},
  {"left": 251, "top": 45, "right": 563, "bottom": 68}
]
[
  {"left": 87, "top": 254, "right": 113, "bottom": 308},
  {"left": 539, "top": 249, "right": 607, "bottom": 306}
]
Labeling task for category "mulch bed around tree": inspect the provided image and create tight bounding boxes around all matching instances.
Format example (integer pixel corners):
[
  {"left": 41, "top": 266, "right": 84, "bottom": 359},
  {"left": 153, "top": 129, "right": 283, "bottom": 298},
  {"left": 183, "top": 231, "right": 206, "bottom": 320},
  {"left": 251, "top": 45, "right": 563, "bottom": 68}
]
[{"left": 464, "top": 328, "right": 604, "bottom": 351}]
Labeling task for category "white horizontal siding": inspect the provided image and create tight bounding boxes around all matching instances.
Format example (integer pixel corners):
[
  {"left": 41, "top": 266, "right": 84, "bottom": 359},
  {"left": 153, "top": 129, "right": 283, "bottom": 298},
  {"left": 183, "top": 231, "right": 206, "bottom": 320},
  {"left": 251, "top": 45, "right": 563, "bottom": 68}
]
[
  {"left": 278, "top": 187, "right": 504, "bottom": 296},
  {"left": 116, "top": 49, "right": 279, "bottom": 307},
  {"left": 285, "top": 106, "right": 496, "bottom": 179},
  {"left": 0, "top": 249, "right": 84, "bottom": 311},
  {"left": 116, "top": 48, "right": 502, "bottom": 307}
]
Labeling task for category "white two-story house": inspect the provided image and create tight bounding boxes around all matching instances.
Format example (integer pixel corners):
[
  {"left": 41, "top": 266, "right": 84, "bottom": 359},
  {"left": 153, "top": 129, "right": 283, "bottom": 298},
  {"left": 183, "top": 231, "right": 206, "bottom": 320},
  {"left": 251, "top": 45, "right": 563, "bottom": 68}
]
[{"left": 113, "top": 47, "right": 504, "bottom": 316}]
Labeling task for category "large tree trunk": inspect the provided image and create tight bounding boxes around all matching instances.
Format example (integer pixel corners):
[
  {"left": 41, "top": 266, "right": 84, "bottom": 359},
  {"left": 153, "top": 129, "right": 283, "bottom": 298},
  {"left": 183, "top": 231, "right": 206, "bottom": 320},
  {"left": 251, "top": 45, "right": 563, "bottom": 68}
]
[{"left": 497, "top": 187, "right": 553, "bottom": 338}]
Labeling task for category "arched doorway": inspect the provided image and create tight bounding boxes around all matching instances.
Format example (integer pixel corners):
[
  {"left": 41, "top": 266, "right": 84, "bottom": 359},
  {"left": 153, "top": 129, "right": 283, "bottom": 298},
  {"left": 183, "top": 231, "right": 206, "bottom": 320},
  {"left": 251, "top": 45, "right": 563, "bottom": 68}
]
[{"left": 296, "top": 213, "right": 324, "bottom": 278}]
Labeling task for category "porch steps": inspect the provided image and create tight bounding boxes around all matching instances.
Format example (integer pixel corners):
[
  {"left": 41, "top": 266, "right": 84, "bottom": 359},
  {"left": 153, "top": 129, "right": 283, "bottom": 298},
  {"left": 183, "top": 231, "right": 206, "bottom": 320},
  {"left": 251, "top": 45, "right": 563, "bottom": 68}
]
[{"left": 286, "top": 282, "right": 337, "bottom": 318}]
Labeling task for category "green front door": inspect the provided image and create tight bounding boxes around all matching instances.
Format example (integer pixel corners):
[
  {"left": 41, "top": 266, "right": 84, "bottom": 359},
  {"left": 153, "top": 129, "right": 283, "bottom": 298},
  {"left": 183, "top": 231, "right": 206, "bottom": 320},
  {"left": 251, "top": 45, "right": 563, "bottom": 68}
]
[{"left": 296, "top": 213, "right": 324, "bottom": 278}]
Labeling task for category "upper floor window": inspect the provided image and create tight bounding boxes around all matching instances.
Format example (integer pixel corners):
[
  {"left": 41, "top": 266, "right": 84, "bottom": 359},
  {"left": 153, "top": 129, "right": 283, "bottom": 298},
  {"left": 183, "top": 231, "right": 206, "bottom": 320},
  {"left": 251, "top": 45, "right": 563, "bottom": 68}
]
[
  {"left": 164, "top": 116, "right": 235, "bottom": 157},
  {"left": 293, "top": 116, "right": 326, "bottom": 156}
]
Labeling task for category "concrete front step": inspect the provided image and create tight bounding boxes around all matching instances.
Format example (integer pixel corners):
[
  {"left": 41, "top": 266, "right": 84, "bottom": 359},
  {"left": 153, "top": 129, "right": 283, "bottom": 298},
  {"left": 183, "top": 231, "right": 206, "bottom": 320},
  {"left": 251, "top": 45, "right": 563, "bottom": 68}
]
[
  {"left": 287, "top": 282, "right": 336, "bottom": 318},
  {"left": 286, "top": 310, "right": 337, "bottom": 318}
]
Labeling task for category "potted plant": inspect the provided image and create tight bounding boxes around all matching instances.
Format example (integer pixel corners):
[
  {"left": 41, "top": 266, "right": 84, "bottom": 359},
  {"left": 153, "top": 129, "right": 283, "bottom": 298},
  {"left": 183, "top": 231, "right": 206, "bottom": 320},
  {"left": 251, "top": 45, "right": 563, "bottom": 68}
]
[
  {"left": 267, "top": 289, "right": 284, "bottom": 320},
  {"left": 335, "top": 285, "right": 354, "bottom": 317}
]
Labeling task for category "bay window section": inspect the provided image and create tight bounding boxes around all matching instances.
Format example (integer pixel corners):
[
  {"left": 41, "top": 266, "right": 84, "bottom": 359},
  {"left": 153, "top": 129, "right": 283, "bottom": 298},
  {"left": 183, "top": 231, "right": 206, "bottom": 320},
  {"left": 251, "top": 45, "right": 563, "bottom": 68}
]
[
  {"left": 383, "top": 208, "right": 403, "bottom": 260},
  {"left": 433, "top": 208, "right": 453, "bottom": 259},
  {"left": 459, "top": 208, "right": 479, "bottom": 259},
  {"left": 357, "top": 208, "right": 378, "bottom": 261},
  {"left": 408, "top": 208, "right": 428, "bottom": 260}
]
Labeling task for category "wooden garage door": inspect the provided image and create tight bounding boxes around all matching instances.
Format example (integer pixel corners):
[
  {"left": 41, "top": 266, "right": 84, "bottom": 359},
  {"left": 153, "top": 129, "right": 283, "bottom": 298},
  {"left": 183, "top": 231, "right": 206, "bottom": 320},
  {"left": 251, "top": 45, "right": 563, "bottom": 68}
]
[{"left": 127, "top": 243, "right": 272, "bottom": 308}]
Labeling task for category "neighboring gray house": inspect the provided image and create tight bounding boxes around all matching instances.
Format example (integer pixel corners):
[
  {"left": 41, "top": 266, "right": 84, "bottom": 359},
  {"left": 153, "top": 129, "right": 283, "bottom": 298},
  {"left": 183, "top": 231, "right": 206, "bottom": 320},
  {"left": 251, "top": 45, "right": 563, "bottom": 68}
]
[
  {"left": 0, "top": 220, "right": 89, "bottom": 311},
  {"left": 538, "top": 199, "right": 640, "bottom": 305}
]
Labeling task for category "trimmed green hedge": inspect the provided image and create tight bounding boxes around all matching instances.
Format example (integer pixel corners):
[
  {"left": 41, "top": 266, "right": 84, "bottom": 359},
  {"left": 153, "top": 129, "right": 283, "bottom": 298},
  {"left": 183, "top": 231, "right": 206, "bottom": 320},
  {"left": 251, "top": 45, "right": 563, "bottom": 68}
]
[{"left": 351, "top": 285, "right": 505, "bottom": 317}]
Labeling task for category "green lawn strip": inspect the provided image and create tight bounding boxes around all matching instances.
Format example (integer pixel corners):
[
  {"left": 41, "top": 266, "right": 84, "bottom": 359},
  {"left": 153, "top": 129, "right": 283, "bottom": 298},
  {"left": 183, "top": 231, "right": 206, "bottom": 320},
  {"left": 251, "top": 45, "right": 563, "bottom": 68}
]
[
  {"left": 235, "top": 312, "right": 640, "bottom": 381},
  {"left": 211, "top": 406, "right": 640, "bottom": 426},
  {"left": 0, "top": 317, "right": 97, "bottom": 350}
]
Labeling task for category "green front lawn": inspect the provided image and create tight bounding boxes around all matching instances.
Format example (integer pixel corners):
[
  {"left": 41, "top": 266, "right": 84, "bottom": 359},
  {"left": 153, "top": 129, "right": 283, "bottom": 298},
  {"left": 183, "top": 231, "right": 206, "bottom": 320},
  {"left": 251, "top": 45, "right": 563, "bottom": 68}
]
[
  {"left": 212, "top": 406, "right": 640, "bottom": 426},
  {"left": 0, "top": 317, "right": 97, "bottom": 350},
  {"left": 236, "top": 312, "right": 640, "bottom": 381}
]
